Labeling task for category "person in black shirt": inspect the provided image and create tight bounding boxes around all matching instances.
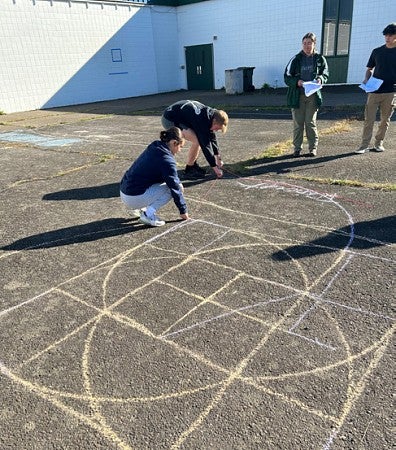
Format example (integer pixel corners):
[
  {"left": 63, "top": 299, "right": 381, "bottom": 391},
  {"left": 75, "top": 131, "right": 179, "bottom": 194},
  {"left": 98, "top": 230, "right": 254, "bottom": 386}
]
[
  {"left": 162, "top": 100, "right": 228, "bottom": 178},
  {"left": 355, "top": 23, "right": 396, "bottom": 154}
]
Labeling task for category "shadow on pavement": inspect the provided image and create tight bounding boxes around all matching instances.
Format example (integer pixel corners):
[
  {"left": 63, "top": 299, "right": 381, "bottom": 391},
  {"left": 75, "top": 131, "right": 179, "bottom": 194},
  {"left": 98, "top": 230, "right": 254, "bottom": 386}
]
[
  {"left": 2, "top": 218, "right": 143, "bottom": 250},
  {"left": 42, "top": 183, "right": 120, "bottom": 201},
  {"left": 272, "top": 215, "right": 395, "bottom": 260},
  {"left": 224, "top": 151, "right": 357, "bottom": 176},
  {"left": 41, "top": 172, "right": 220, "bottom": 202},
  {"left": 40, "top": 151, "right": 356, "bottom": 204}
]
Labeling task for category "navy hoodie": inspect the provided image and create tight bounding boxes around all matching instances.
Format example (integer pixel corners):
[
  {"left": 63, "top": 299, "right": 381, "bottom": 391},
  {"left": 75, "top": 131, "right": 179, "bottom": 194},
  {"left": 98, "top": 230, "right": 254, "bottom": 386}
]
[{"left": 120, "top": 140, "right": 187, "bottom": 214}]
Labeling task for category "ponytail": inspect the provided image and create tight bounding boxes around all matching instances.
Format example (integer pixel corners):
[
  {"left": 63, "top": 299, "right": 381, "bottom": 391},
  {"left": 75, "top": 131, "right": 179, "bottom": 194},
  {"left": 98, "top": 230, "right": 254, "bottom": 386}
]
[{"left": 160, "top": 126, "right": 183, "bottom": 143}]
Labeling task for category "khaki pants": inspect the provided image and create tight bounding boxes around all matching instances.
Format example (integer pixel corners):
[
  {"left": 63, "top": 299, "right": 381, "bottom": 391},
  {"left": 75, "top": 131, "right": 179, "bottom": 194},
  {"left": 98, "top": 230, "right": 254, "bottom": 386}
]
[
  {"left": 361, "top": 92, "right": 395, "bottom": 148},
  {"left": 291, "top": 94, "right": 319, "bottom": 151}
]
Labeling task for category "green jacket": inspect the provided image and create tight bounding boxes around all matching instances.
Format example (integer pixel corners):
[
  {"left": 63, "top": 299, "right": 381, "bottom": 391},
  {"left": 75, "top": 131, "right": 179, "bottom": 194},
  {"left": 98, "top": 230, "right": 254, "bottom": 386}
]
[{"left": 284, "top": 52, "right": 329, "bottom": 108}]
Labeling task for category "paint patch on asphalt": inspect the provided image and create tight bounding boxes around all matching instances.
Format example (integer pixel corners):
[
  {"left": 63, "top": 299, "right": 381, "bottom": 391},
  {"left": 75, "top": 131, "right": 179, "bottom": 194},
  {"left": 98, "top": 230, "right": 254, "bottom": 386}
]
[{"left": 0, "top": 131, "right": 81, "bottom": 147}]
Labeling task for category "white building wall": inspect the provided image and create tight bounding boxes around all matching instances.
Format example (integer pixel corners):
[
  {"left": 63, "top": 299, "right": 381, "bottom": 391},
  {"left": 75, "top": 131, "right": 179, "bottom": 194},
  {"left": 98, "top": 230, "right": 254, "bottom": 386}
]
[
  {"left": 0, "top": 0, "right": 178, "bottom": 113},
  {"left": 0, "top": 0, "right": 394, "bottom": 113},
  {"left": 348, "top": 2, "right": 396, "bottom": 83},
  {"left": 149, "top": 5, "right": 182, "bottom": 91},
  {"left": 176, "top": 0, "right": 395, "bottom": 90},
  {"left": 176, "top": 0, "right": 325, "bottom": 90}
]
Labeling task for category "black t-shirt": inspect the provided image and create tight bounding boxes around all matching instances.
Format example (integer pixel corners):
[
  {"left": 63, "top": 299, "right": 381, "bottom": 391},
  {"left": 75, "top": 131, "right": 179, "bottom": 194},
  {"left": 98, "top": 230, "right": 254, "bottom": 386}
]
[{"left": 367, "top": 45, "right": 396, "bottom": 93}]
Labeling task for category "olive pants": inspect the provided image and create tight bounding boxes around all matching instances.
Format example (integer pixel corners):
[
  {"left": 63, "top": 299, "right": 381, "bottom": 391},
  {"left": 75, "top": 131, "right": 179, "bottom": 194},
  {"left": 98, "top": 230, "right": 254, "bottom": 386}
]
[{"left": 291, "top": 94, "right": 318, "bottom": 151}]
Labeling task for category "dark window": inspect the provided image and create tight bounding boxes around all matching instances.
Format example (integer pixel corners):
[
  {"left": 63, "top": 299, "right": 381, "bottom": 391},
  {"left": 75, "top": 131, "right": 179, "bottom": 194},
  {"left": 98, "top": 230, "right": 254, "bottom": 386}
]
[{"left": 322, "top": 0, "right": 353, "bottom": 57}]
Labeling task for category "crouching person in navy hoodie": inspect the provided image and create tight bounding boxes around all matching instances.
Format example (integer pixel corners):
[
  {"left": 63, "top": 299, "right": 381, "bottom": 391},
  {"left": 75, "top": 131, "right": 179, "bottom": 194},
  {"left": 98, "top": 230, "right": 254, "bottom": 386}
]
[{"left": 120, "top": 127, "right": 189, "bottom": 227}]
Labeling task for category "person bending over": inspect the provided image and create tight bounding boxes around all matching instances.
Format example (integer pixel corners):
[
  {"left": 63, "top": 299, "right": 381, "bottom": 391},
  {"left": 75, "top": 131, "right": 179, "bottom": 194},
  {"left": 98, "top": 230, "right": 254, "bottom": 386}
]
[
  {"left": 161, "top": 100, "right": 228, "bottom": 178},
  {"left": 120, "top": 127, "right": 189, "bottom": 227}
]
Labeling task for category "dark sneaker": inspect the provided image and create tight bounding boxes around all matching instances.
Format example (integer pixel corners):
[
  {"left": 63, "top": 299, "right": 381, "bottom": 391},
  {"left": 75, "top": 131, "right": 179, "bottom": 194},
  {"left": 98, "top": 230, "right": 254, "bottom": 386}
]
[
  {"left": 184, "top": 162, "right": 207, "bottom": 178},
  {"left": 293, "top": 149, "right": 301, "bottom": 157}
]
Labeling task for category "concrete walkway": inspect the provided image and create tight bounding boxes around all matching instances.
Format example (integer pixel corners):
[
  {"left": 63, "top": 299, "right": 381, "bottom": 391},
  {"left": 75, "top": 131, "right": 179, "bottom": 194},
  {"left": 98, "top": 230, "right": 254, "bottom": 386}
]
[{"left": 0, "top": 85, "right": 368, "bottom": 128}]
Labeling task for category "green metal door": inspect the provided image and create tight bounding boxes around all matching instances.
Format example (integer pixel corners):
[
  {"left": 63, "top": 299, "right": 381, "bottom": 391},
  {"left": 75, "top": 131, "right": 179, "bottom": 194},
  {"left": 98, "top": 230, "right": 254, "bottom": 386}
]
[
  {"left": 321, "top": 0, "right": 353, "bottom": 83},
  {"left": 185, "top": 44, "right": 214, "bottom": 90},
  {"left": 325, "top": 56, "right": 349, "bottom": 83}
]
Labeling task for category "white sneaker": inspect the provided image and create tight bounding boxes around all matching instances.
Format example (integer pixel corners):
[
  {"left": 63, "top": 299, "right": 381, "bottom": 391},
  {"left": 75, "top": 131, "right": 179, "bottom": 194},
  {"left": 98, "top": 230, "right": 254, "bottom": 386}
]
[
  {"left": 139, "top": 211, "right": 165, "bottom": 227},
  {"left": 126, "top": 207, "right": 146, "bottom": 218},
  {"left": 127, "top": 208, "right": 141, "bottom": 218},
  {"left": 373, "top": 145, "right": 385, "bottom": 152},
  {"left": 354, "top": 147, "right": 369, "bottom": 154}
]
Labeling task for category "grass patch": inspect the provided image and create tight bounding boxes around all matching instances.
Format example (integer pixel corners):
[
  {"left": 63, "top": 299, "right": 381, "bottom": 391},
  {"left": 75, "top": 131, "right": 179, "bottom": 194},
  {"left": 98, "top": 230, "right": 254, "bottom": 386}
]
[
  {"left": 286, "top": 174, "right": 396, "bottom": 191},
  {"left": 97, "top": 154, "right": 115, "bottom": 163},
  {"left": 320, "top": 119, "right": 353, "bottom": 135},
  {"left": 224, "top": 120, "right": 394, "bottom": 192},
  {"left": 226, "top": 140, "right": 292, "bottom": 174}
]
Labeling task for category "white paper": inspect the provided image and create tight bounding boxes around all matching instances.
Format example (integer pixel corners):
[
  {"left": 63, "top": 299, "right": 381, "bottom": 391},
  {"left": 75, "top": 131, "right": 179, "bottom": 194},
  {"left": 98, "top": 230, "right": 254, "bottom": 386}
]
[
  {"left": 303, "top": 81, "right": 322, "bottom": 97},
  {"left": 359, "top": 76, "right": 383, "bottom": 93}
]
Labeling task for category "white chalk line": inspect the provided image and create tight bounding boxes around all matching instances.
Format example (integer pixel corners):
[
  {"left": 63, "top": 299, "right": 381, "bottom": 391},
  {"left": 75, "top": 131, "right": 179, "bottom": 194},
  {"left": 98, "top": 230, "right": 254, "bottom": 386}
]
[
  {"left": 0, "top": 219, "right": 191, "bottom": 319},
  {"left": 322, "top": 323, "right": 395, "bottom": 449},
  {"left": 288, "top": 254, "right": 355, "bottom": 333},
  {"left": 161, "top": 293, "right": 300, "bottom": 340}
]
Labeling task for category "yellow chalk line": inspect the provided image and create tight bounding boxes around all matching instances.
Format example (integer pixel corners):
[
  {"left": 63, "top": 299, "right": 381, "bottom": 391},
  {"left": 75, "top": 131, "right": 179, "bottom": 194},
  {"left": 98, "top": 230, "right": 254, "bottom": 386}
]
[{"left": 0, "top": 361, "right": 134, "bottom": 450}]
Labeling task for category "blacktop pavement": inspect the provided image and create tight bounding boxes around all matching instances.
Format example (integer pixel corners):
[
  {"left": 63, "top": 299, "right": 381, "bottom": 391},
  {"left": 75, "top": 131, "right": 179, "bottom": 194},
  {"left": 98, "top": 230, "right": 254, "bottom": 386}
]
[{"left": 0, "top": 86, "right": 395, "bottom": 450}]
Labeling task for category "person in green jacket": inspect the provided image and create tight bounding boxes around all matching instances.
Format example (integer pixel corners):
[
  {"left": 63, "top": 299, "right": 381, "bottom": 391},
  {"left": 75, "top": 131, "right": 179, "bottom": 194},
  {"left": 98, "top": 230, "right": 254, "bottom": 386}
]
[{"left": 284, "top": 32, "right": 329, "bottom": 157}]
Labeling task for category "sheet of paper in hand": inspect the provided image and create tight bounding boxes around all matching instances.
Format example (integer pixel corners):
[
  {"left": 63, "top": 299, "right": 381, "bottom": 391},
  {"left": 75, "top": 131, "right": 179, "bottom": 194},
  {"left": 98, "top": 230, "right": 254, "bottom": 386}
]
[
  {"left": 359, "top": 76, "right": 383, "bottom": 93},
  {"left": 303, "top": 81, "right": 322, "bottom": 97}
]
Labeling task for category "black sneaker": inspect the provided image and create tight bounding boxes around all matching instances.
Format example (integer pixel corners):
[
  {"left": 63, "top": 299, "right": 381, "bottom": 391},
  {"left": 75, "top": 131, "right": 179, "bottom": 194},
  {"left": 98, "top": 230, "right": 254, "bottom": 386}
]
[{"left": 184, "top": 162, "right": 207, "bottom": 178}]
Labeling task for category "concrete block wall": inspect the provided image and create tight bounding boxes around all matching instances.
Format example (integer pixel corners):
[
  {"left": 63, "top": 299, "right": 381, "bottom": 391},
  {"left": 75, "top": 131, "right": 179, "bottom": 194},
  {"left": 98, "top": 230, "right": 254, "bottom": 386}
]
[
  {"left": 176, "top": 0, "right": 394, "bottom": 91},
  {"left": 347, "top": 3, "right": 396, "bottom": 84},
  {"left": 176, "top": 0, "right": 325, "bottom": 90},
  {"left": 0, "top": 0, "right": 178, "bottom": 113},
  {"left": 149, "top": 5, "right": 181, "bottom": 91},
  {"left": 1, "top": 0, "right": 394, "bottom": 113}
]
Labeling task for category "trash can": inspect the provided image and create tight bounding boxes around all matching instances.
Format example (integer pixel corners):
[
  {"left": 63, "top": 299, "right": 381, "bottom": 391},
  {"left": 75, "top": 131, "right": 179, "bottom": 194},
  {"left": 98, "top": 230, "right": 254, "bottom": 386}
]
[
  {"left": 225, "top": 67, "right": 255, "bottom": 94},
  {"left": 225, "top": 68, "right": 244, "bottom": 94}
]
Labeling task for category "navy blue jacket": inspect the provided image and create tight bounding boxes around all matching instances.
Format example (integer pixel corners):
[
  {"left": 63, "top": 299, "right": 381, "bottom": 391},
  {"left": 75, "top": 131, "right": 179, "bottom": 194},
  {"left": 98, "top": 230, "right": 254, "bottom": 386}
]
[
  {"left": 120, "top": 140, "right": 187, "bottom": 214},
  {"left": 162, "top": 100, "right": 219, "bottom": 167}
]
